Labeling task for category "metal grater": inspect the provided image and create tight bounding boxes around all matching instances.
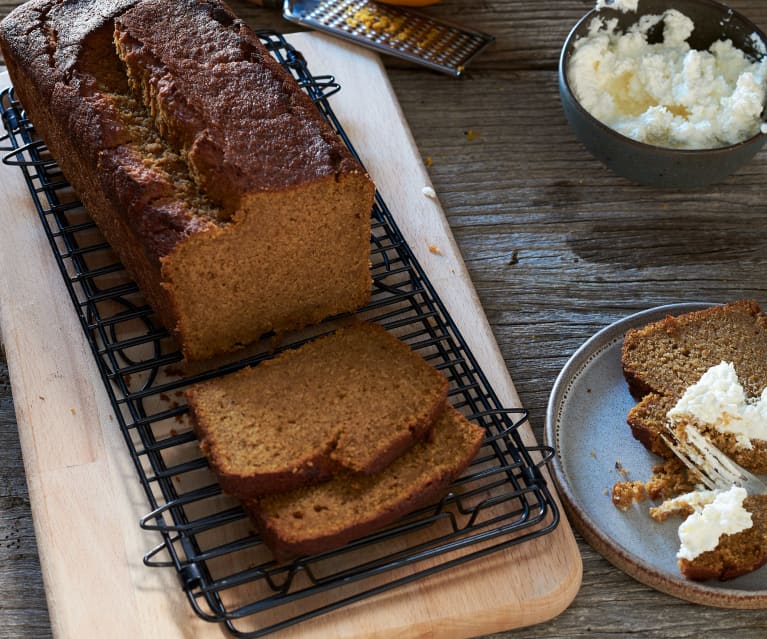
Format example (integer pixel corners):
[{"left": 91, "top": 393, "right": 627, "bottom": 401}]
[{"left": 280, "top": 0, "right": 495, "bottom": 76}]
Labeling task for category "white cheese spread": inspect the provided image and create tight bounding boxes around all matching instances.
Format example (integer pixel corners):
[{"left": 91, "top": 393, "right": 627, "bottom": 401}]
[
  {"left": 651, "top": 488, "right": 720, "bottom": 519},
  {"left": 567, "top": 8, "right": 767, "bottom": 149},
  {"left": 677, "top": 486, "right": 752, "bottom": 561},
  {"left": 667, "top": 361, "right": 767, "bottom": 449},
  {"left": 595, "top": 0, "right": 639, "bottom": 12}
]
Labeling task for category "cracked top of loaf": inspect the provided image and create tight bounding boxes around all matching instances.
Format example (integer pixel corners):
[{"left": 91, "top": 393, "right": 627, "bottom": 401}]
[
  {"left": 0, "top": 0, "right": 368, "bottom": 258},
  {"left": 114, "top": 0, "right": 362, "bottom": 208}
]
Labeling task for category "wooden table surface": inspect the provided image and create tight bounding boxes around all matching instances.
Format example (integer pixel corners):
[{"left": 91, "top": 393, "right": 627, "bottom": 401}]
[{"left": 1, "top": 0, "right": 767, "bottom": 637}]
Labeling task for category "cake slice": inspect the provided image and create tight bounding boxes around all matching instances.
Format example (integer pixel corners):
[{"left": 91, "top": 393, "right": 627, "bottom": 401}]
[
  {"left": 621, "top": 300, "right": 767, "bottom": 470},
  {"left": 657, "top": 490, "right": 767, "bottom": 582},
  {"left": 680, "top": 494, "right": 767, "bottom": 581},
  {"left": 185, "top": 322, "right": 448, "bottom": 498},
  {"left": 622, "top": 300, "right": 767, "bottom": 400},
  {"left": 246, "top": 406, "right": 485, "bottom": 560}
]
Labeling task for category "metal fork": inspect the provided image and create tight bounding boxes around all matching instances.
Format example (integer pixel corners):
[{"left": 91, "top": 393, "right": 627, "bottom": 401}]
[{"left": 661, "top": 423, "right": 767, "bottom": 495}]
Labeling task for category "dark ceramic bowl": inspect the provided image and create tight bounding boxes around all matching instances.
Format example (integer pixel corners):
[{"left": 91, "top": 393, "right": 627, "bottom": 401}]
[{"left": 559, "top": 0, "right": 767, "bottom": 188}]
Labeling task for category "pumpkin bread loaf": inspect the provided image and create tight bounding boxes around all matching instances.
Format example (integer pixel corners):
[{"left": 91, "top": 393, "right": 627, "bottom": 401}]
[
  {"left": 246, "top": 406, "right": 485, "bottom": 560},
  {"left": 185, "top": 322, "right": 449, "bottom": 498},
  {"left": 0, "top": 0, "right": 375, "bottom": 360},
  {"left": 621, "top": 300, "right": 767, "bottom": 470}
]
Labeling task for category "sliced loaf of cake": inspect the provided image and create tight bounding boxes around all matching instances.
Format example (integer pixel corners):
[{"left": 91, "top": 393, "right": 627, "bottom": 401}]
[
  {"left": 0, "top": 0, "right": 375, "bottom": 361},
  {"left": 246, "top": 406, "right": 485, "bottom": 560},
  {"left": 185, "top": 322, "right": 448, "bottom": 498}
]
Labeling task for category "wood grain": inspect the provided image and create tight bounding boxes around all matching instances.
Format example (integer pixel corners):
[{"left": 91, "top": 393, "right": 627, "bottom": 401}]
[
  {"left": 0, "top": 348, "right": 52, "bottom": 639},
  {"left": 2, "top": 0, "right": 767, "bottom": 638}
]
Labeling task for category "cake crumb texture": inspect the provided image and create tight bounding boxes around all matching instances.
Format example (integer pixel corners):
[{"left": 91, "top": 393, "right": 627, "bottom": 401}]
[
  {"left": 185, "top": 322, "right": 449, "bottom": 498},
  {"left": 622, "top": 300, "right": 767, "bottom": 400},
  {"left": 611, "top": 480, "right": 647, "bottom": 511}
]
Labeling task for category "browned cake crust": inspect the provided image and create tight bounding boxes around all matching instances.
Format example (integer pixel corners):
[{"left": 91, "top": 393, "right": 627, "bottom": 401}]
[
  {"left": 246, "top": 406, "right": 485, "bottom": 560},
  {"left": 184, "top": 322, "right": 449, "bottom": 498},
  {"left": 679, "top": 495, "right": 767, "bottom": 581},
  {"left": 0, "top": 0, "right": 375, "bottom": 360},
  {"left": 621, "top": 300, "right": 767, "bottom": 469},
  {"left": 114, "top": 1, "right": 365, "bottom": 211}
]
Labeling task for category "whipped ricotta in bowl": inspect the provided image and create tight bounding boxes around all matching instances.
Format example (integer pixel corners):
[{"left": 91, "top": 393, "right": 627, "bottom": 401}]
[{"left": 567, "top": 6, "right": 767, "bottom": 149}]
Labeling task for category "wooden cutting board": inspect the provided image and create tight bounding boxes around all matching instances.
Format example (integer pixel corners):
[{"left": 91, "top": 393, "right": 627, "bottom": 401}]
[{"left": 0, "top": 32, "right": 581, "bottom": 639}]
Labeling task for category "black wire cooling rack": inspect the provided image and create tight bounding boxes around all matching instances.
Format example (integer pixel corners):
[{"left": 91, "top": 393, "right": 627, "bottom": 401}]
[{"left": 0, "top": 30, "right": 559, "bottom": 638}]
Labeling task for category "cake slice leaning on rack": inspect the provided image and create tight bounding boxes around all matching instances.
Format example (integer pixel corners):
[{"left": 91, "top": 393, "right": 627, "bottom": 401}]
[
  {"left": 184, "top": 320, "right": 486, "bottom": 559},
  {"left": 247, "top": 406, "right": 485, "bottom": 560},
  {"left": 184, "top": 322, "right": 451, "bottom": 498}
]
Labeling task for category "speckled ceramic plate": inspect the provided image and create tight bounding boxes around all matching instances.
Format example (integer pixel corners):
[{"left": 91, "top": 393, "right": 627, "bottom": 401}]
[{"left": 545, "top": 302, "right": 767, "bottom": 609}]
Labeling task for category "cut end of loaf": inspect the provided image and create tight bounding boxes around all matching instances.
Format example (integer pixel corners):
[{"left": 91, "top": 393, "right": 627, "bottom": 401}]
[
  {"left": 0, "top": 0, "right": 376, "bottom": 362},
  {"left": 163, "top": 174, "right": 374, "bottom": 361}
]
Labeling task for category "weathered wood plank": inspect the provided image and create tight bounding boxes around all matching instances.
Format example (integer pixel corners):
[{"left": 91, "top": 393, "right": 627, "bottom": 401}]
[{"left": 0, "top": 347, "right": 53, "bottom": 639}]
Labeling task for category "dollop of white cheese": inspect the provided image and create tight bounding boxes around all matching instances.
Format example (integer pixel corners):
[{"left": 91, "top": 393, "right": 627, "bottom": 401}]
[
  {"left": 667, "top": 361, "right": 767, "bottom": 449},
  {"left": 595, "top": 0, "right": 639, "bottom": 12},
  {"left": 677, "top": 486, "right": 752, "bottom": 560},
  {"left": 567, "top": 9, "right": 767, "bottom": 149},
  {"left": 653, "top": 488, "right": 721, "bottom": 518}
]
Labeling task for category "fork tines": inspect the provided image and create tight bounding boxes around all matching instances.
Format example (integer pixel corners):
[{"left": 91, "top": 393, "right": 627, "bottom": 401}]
[{"left": 662, "top": 421, "right": 767, "bottom": 495}]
